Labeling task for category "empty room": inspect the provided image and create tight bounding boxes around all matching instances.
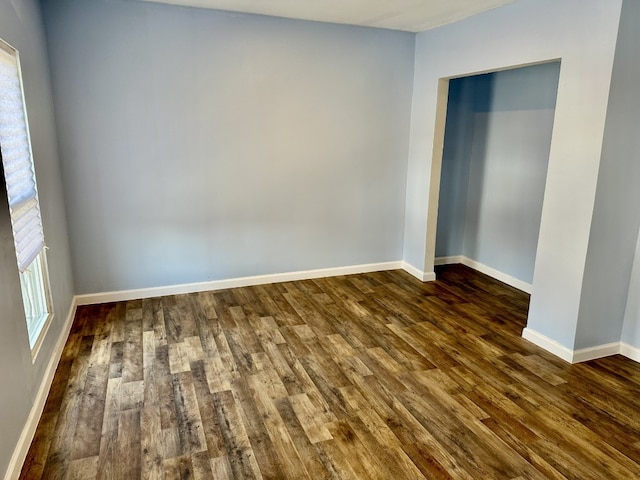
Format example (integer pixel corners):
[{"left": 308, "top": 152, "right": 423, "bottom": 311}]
[{"left": 1, "top": 0, "right": 640, "bottom": 478}]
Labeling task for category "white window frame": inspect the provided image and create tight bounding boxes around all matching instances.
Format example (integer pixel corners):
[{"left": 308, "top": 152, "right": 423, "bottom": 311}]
[
  {"left": 0, "top": 38, "right": 54, "bottom": 360},
  {"left": 21, "top": 250, "right": 54, "bottom": 358}
]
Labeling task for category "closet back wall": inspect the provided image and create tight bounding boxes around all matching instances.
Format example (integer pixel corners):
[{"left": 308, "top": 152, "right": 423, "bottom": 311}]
[{"left": 42, "top": 0, "right": 415, "bottom": 294}]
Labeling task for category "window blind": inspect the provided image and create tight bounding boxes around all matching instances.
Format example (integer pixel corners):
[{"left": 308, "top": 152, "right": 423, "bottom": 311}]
[{"left": 0, "top": 42, "right": 45, "bottom": 272}]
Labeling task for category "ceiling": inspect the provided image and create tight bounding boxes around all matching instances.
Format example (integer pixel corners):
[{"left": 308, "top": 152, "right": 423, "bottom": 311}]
[{"left": 137, "top": 0, "right": 516, "bottom": 33}]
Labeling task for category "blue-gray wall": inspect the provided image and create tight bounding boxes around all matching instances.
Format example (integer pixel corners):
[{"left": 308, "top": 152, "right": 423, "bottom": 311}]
[
  {"left": 0, "top": 0, "right": 75, "bottom": 477},
  {"left": 588, "top": 0, "right": 640, "bottom": 351},
  {"left": 623, "top": 226, "right": 640, "bottom": 350},
  {"left": 42, "top": 0, "right": 415, "bottom": 294},
  {"left": 436, "top": 62, "right": 560, "bottom": 285},
  {"left": 434, "top": 76, "right": 475, "bottom": 258}
]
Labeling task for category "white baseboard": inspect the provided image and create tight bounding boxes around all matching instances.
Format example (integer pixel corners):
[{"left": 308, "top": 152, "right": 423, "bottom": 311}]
[
  {"left": 401, "top": 262, "right": 436, "bottom": 282},
  {"left": 522, "top": 328, "right": 640, "bottom": 365},
  {"left": 435, "top": 255, "right": 532, "bottom": 294},
  {"left": 522, "top": 327, "right": 574, "bottom": 363},
  {"left": 620, "top": 342, "right": 640, "bottom": 363},
  {"left": 423, "top": 271, "right": 437, "bottom": 281},
  {"left": 5, "top": 297, "right": 78, "bottom": 480},
  {"left": 572, "top": 342, "right": 622, "bottom": 363},
  {"left": 434, "top": 255, "right": 463, "bottom": 266},
  {"left": 76, "top": 261, "right": 405, "bottom": 305}
]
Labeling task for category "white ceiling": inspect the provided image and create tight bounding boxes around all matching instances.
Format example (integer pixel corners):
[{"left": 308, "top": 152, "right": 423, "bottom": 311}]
[{"left": 138, "top": 0, "right": 516, "bottom": 33}]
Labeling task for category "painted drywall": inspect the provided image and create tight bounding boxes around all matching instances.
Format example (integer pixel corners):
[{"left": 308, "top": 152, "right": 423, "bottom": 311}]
[
  {"left": 434, "top": 76, "right": 474, "bottom": 258},
  {"left": 0, "top": 0, "right": 75, "bottom": 477},
  {"left": 42, "top": 0, "right": 415, "bottom": 295},
  {"left": 623, "top": 224, "right": 640, "bottom": 349},
  {"left": 593, "top": 0, "right": 640, "bottom": 351},
  {"left": 436, "top": 63, "right": 559, "bottom": 285},
  {"left": 404, "top": 0, "right": 621, "bottom": 349}
]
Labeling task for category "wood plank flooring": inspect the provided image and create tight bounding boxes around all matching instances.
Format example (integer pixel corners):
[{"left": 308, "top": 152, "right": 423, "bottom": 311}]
[{"left": 20, "top": 265, "right": 640, "bottom": 479}]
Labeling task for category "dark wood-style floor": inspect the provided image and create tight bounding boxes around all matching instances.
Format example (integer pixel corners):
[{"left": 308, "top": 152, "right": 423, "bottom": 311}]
[{"left": 20, "top": 265, "right": 640, "bottom": 479}]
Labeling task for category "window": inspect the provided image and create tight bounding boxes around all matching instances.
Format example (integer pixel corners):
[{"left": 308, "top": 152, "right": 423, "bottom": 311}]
[{"left": 0, "top": 38, "right": 53, "bottom": 357}]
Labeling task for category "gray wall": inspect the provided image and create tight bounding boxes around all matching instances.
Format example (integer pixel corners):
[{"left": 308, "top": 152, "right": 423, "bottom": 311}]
[
  {"left": 0, "top": 0, "right": 74, "bottom": 477},
  {"left": 436, "top": 63, "right": 560, "bottom": 285},
  {"left": 42, "top": 0, "right": 415, "bottom": 295},
  {"left": 623, "top": 225, "right": 640, "bottom": 349},
  {"left": 583, "top": 0, "right": 640, "bottom": 350},
  {"left": 434, "top": 76, "right": 474, "bottom": 258}
]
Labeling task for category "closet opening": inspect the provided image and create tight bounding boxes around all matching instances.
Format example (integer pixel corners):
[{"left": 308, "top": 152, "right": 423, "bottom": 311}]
[{"left": 433, "top": 62, "right": 561, "bottom": 295}]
